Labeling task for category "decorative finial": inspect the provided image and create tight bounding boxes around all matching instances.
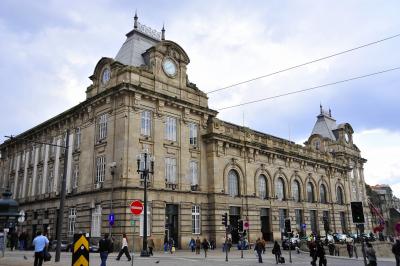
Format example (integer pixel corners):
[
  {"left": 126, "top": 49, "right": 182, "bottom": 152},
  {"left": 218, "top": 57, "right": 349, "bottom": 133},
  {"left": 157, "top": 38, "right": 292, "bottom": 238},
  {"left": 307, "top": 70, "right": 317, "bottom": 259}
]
[
  {"left": 134, "top": 10, "right": 138, "bottom": 29},
  {"left": 329, "top": 108, "right": 332, "bottom": 117},
  {"left": 320, "top": 103, "right": 323, "bottom": 114},
  {"left": 161, "top": 23, "right": 165, "bottom": 40}
]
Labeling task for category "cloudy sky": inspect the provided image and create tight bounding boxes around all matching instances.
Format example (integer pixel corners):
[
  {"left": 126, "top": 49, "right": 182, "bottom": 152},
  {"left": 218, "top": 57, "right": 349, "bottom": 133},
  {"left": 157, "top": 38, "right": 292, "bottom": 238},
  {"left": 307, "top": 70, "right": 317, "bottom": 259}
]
[{"left": 0, "top": 1, "right": 399, "bottom": 196}]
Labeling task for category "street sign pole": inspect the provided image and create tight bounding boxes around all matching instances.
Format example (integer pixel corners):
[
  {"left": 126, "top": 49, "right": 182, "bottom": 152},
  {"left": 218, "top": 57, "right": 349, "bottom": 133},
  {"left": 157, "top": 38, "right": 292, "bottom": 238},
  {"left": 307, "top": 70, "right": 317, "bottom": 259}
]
[{"left": 131, "top": 219, "right": 136, "bottom": 266}]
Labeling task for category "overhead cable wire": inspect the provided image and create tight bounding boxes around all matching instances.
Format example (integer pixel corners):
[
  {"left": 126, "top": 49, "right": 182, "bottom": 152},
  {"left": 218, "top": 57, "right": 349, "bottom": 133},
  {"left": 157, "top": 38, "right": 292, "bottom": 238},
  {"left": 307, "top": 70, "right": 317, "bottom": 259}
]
[
  {"left": 217, "top": 66, "right": 400, "bottom": 111},
  {"left": 206, "top": 33, "right": 400, "bottom": 94}
]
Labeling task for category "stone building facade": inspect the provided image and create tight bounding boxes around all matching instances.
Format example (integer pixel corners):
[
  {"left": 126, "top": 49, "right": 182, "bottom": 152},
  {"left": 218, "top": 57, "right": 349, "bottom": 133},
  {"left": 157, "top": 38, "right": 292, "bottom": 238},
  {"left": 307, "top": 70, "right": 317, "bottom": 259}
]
[{"left": 0, "top": 16, "right": 371, "bottom": 249}]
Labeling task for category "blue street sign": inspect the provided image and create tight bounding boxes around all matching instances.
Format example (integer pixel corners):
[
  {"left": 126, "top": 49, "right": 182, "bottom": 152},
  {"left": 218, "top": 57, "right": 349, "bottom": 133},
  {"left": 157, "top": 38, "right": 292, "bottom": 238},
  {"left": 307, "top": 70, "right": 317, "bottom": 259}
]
[
  {"left": 301, "top": 223, "right": 306, "bottom": 230},
  {"left": 109, "top": 213, "right": 115, "bottom": 226}
]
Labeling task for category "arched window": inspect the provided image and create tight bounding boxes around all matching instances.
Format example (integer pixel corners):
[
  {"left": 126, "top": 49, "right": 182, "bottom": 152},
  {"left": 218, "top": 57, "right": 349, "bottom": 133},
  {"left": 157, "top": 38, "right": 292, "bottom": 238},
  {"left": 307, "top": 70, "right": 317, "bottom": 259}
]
[
  {"left": 292, "top": 180, "right": 300, "bottom": 202},
  {"left": 228, "top": 170, "right": 239, "bottom": 197},
  {"left": 320, "top": 184, "right": 327, "bottom": 203},
  {"left": 336, "top": 186, "right": 344, "bottom": 205},
  {"left": 307, "top": 182, "right": 314, "bottom": 203},
  {"left": 259, "top": 175, "right": 268, "bottom": 199},
  {"left": 275, "top": 178, "right": 285, "bottom": 200}
]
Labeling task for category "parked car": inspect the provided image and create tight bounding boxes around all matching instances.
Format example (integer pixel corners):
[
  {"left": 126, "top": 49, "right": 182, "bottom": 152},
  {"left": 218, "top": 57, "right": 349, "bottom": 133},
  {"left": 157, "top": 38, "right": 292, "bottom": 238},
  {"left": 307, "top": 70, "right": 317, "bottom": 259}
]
[
  {"left": 320, "top": 234, "right": 334, "bottom": 243},
  {"left": 282, "top": 236, "right": 299, "bottom": 250},
  {"left": 333, "top": 233, "right": 347, "bottom": 243},
  {"left": 50, "top": 240, "right": 72, "bottom": 252},
  {"left": 89, "top": 241, "right": 99, "bottom": 253}
]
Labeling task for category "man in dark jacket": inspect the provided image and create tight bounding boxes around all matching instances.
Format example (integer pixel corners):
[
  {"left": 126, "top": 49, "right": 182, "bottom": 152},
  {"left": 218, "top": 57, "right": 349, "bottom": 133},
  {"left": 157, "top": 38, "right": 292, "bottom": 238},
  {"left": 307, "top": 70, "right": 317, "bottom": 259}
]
[
  {"left": 316, "top": 241, "right": 327, "bottom": 266},
  {"left": 255, "top": 238, "right": 264, "bottom": 263},
  {"left": 99, "top": 233, "right": 113, "bottom": 266},
  {"left": 393, "top": 239, "right": 400, "bottom": 266}
]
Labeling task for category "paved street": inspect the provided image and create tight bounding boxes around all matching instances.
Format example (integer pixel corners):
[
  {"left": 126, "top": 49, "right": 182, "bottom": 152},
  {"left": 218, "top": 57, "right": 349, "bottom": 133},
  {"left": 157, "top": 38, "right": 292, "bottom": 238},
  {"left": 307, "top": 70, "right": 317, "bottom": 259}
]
[{"left": 0, "top": 249, "right": 396, "bottom": 266}]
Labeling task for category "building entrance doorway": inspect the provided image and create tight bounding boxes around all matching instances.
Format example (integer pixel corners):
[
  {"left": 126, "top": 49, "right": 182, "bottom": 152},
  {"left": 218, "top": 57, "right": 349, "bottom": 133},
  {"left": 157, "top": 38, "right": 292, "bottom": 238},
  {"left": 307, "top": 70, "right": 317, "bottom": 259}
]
[
  {"left": 165, "top": 204, "right": 179, "bottom": 248},
  {"left": 229, "top": 206, "right": 241, "bottom": 244},
  {"left": 260, "top": 208, "right": 272, "bottom": 241}
]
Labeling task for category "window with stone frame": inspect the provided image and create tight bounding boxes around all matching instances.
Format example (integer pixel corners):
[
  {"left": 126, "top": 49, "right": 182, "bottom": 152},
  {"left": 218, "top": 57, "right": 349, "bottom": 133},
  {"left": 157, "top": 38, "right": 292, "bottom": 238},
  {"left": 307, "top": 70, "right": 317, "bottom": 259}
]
[
  {"left": 95, "top": 155, "right": 106, "bottom": 185},
  {"left": 191, "top": 205, "right": 201, "bottom": 234},
  {"left": 165, "top": 157, "right": 177, "bottom": 184},
  {"left": 275, "top": 178, "right": 285, "bottom": 200},
  {"left": 228, "top": 170, "right": 239, "bottom": 197},
  {"left": 307, "top": 182, "right": 315, "bottom": 203},
  {"left": 141, "top": 110, "right": 152, "bottom": 136},
  {"left": 72, "top": 163, "right": 79, "bottom": 189},
  {"left": 259, "top": 175, "right": 268, "bottom": 199},
  {"left": 189, "top": 123, "right": 198, "bottom": 146},
  {"left": 336, "top": 186, "right": 344, "bottom": 205},
  {"left": 320, "top": 184, "right": 327, "bottom": 203},
  {"left": 292, "top": 180, "right": 301, "bottom": 202},
  {"left": 47, "top": 168, "right": 54, "bottom": 193},
  {"left": 189, "top": 161, "right": 198, "bottom": 186},
  {"left": 97, "top": 113, "right": 108, "bottom": 141},
  {"left": 91, "top": 205, "right": 102, "bottom": 237},
  {"left": 165, "top": 116, "right": 177, "bottom": 141},
  {"left": 68, "top": 208, "right": 77, "bottom": 237},
  {"left": 75, "top": 127, "right": 81, "bottom": 150}
]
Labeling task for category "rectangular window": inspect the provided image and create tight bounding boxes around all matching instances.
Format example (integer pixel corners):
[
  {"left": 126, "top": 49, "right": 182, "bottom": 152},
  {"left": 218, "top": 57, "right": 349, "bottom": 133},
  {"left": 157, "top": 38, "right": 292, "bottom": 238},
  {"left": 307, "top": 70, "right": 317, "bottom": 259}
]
[
  {"left": 40, "top": 145, "right": 45, "bottom": 161},
  {"left": 340, "top": 211, "right": 347, "bottom": 233},
  {"left": 36, "top": 172, "right": 43, "bottom": 195},
  {"left": 91, "top": 205, "right": 102, "bottom": 237},
  {"left": 189, "top": 123, "right": 198, "bottom": 146},
  {"left": 165, "top": 158, "right": 177, "bottom": 184},
  {"left": 72, "top": 163, "right": 79, "bottom": 189},
  {"left": 75, "top": 127, "right": 81, "bottom": 150},
  {"left": 165, "top": 116, "right": 177, "bottom": 141},
  {"left": 310, "top": 210, "right": 318, "bottom": 234},
  {"left": 95, "top": 155, "right": 106, "bottom": 185},
  {"left": 279, "top": 209, "right": 287, "bottom": 232},
  {"left": 47, "top": 169, "right": 53, "bottom": 193},
  {"left": 68, "top": 208, "right": 77, "bottom": 237},
  {"left": 30, "top": 147, "right": 35, "bottom": 164},
  {"left": 141, "top": 110, "right": 152, "bottom": 136},
  {"left": 295, "top": 209, "right": 303, "bottom": 231},
  {"left": 97, "top": 113, "right": 108, "bottom": 141},
  {"left": 51, "top": 137, "right": 57, "bottom": 156},
  {"left": 189, "top": 161, "right": 198, "bottom": 186},
  {"left": 139, "top": 204, "right": 151, "bottom": 237},
  {"left": 192, "top": 205, "right": 201, "bottom": 234},
  {"left": 17, "top": 177, "right": 23, "bottom": 198}
]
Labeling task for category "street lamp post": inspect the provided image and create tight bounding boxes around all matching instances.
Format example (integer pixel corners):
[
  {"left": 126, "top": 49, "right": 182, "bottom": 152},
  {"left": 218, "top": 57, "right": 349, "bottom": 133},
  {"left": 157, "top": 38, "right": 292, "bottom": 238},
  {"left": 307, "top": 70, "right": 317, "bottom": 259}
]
[{"left": 136, "top": 150, "right": 154, "bottom": 257}]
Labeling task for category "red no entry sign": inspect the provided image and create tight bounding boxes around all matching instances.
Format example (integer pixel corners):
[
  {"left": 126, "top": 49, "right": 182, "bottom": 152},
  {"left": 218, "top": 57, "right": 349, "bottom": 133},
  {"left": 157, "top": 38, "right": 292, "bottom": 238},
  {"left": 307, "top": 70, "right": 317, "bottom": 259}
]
[{"left": 130, "top": 200, "right": 143, "bottom": 215}]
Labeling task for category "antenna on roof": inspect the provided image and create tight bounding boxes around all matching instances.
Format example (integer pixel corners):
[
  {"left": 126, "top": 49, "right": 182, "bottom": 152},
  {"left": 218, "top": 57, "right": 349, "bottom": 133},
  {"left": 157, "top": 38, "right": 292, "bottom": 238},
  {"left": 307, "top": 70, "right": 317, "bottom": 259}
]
[
  {"left": 320, "top": 103, "right": 323, "bottom": 114},
  {"left": 161, "top": 23, "right": 165, "bottom": 40},
  {"left": 134, "top": 10, "right": 138, "bottom": 29},
  {"left": 329, "top": 107, "right": 332, "bottom": 117}
]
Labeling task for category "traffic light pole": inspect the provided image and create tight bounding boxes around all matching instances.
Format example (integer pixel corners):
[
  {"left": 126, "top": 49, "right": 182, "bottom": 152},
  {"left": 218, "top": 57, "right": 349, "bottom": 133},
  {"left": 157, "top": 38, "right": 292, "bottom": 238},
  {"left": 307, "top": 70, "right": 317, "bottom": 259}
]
[
  {"left": 289, "top": 234, "right": 292, "bottom": 263},
  {"left": 225, "top": 228, "right": 228, "bottom": 262}
]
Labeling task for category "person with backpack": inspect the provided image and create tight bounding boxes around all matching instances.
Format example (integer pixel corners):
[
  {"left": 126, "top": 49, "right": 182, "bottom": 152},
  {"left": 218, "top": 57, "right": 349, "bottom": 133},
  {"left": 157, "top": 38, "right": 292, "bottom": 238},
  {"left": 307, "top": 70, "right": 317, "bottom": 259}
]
[
  {"left": 272, "top": 241, "right": 281, "bottom": 264},
  {"left": 255, "top": 238, "right": 264, "bottom": 263},
  {"left": 99, "top": 233, "right": 113, "bottom": 266},
  {"left": 393, "top": 238, "right": 400, "bottom": 266}
]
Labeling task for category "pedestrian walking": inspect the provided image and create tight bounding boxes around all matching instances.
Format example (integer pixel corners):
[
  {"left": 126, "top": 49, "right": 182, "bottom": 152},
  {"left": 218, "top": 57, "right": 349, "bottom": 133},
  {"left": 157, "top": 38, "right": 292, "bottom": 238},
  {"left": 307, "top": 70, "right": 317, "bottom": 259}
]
[
  {"left": 10, "top": 230, "right": 18, "bottom": 251},
  {"left": 202, "top": 238, "right": 210, "bottom": 258},
  {"left": 189, "top": 238, "right": 195, "bottom": 252},
  {"left": 272, "top": 241, "right": 281, "bottom": 264},
  {"left": 116, "top": 234, "right": 131, "bottom": 261},
  {"left": 316, "top": 241, "right": 327, "bottom": 266},
  {"left": 32, "top": 231, "right": 49, "bottom": 266},
  {"left": 148, "top": 237, "right": 155, "bottom": 256},
  {"left": 366, "top": 242, "right": 377, "bottom": 266},
  {"left": 309, "top": 239, "right": 317, "bottom": 266},
  {"left": 19, "top": 231, "right": 27, "bottom": 250},
  {"left": 255, "top": 238, "right": 264, "bottom": 263},
  {"left": 168, "top": 237, "right": 175, "bottom": 253},
  {"left": 99, "top": 233, "right": 113, "bottom": 266},
  {"left": 195, "top": 236, "right": 201, "bottom": 254},
  {"left": 392, "top": 238, "right": 400, "bottom": 266}
]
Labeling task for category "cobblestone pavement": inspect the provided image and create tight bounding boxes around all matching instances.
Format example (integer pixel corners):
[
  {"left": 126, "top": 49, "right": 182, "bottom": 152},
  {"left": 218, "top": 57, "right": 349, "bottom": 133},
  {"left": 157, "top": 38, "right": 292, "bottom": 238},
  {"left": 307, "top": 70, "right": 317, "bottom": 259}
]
[{"left": 0, "top": 249, "right": 396, "bottom": 266}]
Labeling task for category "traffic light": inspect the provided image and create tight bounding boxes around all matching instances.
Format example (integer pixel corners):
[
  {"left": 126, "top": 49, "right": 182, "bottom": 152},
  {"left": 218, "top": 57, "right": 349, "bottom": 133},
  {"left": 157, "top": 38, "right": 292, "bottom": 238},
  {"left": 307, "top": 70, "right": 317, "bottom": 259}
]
[
  {"left": 222, "top": 212, "right": 228, "bottom": 227},
  {"left": 351, "top": 201, "right": 365, "bottom": 224},
  {"left": 238, "top": 220, "right": 244, "bottom": 232},
  {"left": 284, "top": 219, "right": 291, "bottom": 233}
]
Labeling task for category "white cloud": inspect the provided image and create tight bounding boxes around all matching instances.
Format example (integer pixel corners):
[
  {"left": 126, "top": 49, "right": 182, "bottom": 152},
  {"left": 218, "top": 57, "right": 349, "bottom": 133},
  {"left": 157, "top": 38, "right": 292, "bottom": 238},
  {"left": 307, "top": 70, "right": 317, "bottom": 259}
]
[{"left": 354, "top": 129, "right": 400, "bottom": 197}]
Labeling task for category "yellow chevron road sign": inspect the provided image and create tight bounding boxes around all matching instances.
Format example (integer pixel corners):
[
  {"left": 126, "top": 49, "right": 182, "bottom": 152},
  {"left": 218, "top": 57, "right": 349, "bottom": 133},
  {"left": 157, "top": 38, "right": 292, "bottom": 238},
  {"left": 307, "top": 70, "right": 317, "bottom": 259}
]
[{"left": 72, "top": 234, "right": 89, "bottom": 266}]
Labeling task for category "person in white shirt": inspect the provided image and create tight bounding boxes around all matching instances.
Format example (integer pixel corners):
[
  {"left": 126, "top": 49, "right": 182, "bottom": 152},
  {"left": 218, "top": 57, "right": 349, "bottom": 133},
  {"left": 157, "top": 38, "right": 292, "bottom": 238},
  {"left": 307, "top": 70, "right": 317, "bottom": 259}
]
[
  {"left": 116, "top": 233, "right": 131, "bottom": 261},
  {"left": 32, "top": 231, "right": 49, "bottom": 266}
]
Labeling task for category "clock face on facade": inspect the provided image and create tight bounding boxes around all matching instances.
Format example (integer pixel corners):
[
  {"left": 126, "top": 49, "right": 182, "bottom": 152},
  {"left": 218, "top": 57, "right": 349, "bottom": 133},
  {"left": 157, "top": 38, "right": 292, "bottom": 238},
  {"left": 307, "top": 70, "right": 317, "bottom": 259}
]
[
  {"left": 162, "top": 58, "right": 177, "bottom": 77},
  {"left": 101, "top": 68, "right": 111, "bottom": 85}
]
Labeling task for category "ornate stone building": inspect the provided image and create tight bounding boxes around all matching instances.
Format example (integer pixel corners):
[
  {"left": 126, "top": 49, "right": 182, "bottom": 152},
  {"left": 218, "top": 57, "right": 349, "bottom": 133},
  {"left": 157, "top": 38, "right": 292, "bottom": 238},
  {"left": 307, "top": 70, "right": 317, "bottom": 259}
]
[{"left": 0, "top": 15, "right": 371, "bottom": 249}]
